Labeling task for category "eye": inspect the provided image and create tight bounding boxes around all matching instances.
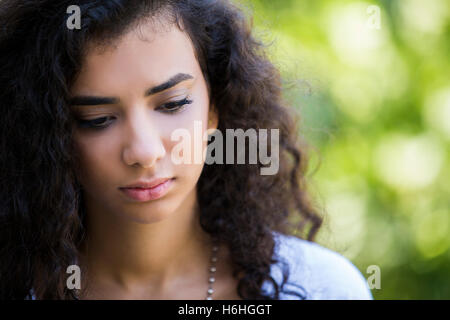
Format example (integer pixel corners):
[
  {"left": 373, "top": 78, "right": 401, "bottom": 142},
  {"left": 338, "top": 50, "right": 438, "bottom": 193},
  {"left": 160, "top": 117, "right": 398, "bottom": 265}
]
[
  {"left": 157, "top": 97, "right": 193, "bottom": 114},
  {"left": 76, "top": 116, "right": 115, "bottom": 130}
]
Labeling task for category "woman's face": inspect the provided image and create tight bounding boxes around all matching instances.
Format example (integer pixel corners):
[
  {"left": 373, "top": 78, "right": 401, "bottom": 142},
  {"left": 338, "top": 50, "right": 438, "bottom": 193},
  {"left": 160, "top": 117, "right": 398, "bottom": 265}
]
[{"left": 69, "top": 22, "right": 217, "bottom": 224}]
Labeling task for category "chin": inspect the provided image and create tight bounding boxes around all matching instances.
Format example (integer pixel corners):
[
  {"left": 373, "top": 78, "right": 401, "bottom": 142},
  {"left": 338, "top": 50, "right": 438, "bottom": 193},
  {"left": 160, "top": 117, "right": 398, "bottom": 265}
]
[
  {"left": 118, "top": 203, "right": 177, "bottom": 225},
  {"left": 119, "top": 211, "right": 171, "bottom": 224},
  {"left": 129, "top": 215, "right": 169, "bottom": 225}
]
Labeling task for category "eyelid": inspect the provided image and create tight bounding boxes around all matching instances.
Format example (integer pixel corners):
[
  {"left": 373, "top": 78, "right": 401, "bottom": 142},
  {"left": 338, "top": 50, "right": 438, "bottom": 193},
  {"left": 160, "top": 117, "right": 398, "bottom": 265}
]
[
  {"left": 74, "top": 96, "right": 193, "bottom": 130},
  {"left": 76, "top": 115, "right": 115, "bottom": 129},
  {"left": 156, "top": 96, "right": 193, "bottom": 113}
]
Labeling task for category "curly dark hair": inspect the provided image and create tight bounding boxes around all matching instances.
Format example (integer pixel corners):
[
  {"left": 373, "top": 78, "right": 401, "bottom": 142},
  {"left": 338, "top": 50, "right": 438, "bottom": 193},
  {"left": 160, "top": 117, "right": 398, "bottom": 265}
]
[{"left": 0, "top": 0, "right": 323, "bottom": 300}]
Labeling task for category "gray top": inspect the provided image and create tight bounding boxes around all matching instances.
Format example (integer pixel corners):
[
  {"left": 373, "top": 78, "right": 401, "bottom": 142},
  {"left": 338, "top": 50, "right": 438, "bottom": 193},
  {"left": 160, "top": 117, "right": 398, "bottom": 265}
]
[
  {"left": 262, "top": 232, "right": 373, "bottom": 299},
  {"left": 28, "top": 232, "right": 373, "bottom": 300}
]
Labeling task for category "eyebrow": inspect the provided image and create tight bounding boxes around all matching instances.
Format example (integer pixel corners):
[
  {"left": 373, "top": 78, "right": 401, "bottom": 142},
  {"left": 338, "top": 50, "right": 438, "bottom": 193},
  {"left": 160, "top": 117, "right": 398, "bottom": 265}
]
[{"left": 69, "top": 72, "right": 194, "bottom": 106}]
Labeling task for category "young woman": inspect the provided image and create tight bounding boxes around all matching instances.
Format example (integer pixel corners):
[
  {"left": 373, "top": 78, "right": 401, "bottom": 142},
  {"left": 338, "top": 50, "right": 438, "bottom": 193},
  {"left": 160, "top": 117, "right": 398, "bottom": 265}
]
[{"left": 0, "top": 0, "right": 373, "bottom": 300}]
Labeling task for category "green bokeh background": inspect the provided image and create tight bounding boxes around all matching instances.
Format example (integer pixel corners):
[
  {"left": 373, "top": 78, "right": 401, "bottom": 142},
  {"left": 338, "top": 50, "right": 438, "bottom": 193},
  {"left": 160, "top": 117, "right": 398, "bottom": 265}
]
[{"left": 243, "top": 0, "right": 450, "bottom": 299}]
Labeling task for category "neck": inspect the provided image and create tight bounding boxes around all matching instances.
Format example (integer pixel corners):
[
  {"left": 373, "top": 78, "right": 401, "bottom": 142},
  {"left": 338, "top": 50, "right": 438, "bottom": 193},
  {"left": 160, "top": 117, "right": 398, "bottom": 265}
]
[{"left": 78, "top": 187, "right": 212, "bottom": 295}]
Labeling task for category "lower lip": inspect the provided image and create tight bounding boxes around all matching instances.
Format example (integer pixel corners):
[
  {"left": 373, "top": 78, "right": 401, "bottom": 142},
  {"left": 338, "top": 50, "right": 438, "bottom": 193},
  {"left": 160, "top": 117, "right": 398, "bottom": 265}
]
[{"left": 120, "top": 179, "right": 174, "bottom": 202}]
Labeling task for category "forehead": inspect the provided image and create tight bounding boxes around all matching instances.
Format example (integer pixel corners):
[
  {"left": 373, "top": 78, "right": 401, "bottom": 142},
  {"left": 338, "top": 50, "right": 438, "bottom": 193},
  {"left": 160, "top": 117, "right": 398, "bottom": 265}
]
[{"left": 71, "top": 22, "right": 198, "bottom": 95}]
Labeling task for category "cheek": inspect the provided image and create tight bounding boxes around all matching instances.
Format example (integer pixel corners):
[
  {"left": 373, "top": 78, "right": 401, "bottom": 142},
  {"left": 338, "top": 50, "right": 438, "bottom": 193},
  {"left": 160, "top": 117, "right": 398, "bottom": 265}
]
[
  {"left": 160, "top": 110, "right": 209, "bottom": 183},
  {"left": 73, "top": 135, "right": 118, "bottom": 188},
  {"left": 161, "top": 100, "right": 209, "bottom": 156},
  {"left": 163, "top": 122, "right": 207, "bottom": 153}
]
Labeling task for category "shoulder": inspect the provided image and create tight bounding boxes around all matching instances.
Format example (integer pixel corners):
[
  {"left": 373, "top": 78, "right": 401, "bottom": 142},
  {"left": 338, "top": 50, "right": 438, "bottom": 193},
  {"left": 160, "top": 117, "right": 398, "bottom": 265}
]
[{"left": 262, "top": 232, "right": 373, "bottom": 300}]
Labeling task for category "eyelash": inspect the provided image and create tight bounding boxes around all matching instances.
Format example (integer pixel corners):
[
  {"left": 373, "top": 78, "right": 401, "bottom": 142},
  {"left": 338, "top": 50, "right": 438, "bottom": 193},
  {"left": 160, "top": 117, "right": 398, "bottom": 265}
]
[{"left": 76, "top": 97, "right": 193, "bottom": 130}]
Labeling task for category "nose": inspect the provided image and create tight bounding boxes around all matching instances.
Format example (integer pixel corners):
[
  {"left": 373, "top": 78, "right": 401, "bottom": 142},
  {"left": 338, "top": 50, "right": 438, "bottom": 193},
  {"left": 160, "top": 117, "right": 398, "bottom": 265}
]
[{"left": 122, "top": 110, "right": 166, "bottom": 169}]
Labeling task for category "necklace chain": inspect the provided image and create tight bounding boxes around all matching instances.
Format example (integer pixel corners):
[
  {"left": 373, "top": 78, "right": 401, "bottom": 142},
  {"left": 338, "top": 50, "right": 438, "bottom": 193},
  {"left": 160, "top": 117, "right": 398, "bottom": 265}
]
[{"left": 206, "top": 237, "right": 219, "bottom": 300}]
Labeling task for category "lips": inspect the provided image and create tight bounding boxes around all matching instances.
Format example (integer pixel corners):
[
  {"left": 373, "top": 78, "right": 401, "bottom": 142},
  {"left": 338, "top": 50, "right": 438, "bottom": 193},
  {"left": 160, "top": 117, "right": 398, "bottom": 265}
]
[
  {"left": 119, "top": 178, "right": 174, "bottom": 201},
  {"left": 121, "top": 177, "right": 172, "bottom": 189}
]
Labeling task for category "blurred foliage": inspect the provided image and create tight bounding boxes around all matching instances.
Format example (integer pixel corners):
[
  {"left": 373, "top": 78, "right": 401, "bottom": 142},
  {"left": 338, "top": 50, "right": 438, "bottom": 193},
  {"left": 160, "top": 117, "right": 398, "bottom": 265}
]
[{"left": 242, "top": 0, "right": 450, "bottom": 299}]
